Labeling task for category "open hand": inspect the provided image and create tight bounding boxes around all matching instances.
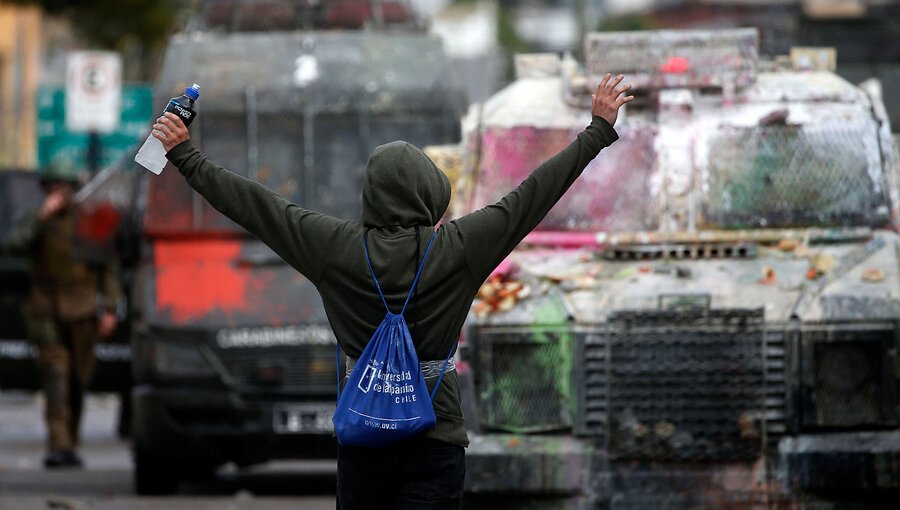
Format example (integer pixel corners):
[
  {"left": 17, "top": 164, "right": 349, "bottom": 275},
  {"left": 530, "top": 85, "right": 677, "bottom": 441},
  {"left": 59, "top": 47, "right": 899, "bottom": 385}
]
[
  {"left": 152, "top": 112, "right": 191, "bottom": 152},
  {"left": 592, "top": 74, "right": 634, "bottom": 126}
]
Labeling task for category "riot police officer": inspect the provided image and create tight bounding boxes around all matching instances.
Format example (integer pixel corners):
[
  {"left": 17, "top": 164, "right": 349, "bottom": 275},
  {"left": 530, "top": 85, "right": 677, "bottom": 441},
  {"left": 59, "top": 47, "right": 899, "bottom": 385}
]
[{"left": 1, "top": 160, "right": 120, "bottom": 468}]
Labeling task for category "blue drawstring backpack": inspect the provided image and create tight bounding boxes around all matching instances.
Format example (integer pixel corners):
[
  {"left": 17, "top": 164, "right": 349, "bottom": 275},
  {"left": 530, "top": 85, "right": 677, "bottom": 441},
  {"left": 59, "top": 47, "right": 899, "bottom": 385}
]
[{"left": 332, "top": 231, "right": 453, "bottom": 447}]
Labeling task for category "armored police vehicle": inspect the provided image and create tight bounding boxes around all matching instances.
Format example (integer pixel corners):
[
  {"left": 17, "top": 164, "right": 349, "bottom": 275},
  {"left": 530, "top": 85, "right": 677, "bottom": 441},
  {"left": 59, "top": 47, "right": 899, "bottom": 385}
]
[{"left": 446, "top": 28, "right": 900, "bottom": 509}]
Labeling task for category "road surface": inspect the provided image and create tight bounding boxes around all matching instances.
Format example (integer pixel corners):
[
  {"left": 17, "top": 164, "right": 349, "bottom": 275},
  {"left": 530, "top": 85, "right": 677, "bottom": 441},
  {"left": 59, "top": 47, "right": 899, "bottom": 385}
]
[{"left": 0, "top": 391, "right": 336, "bottom": 509}]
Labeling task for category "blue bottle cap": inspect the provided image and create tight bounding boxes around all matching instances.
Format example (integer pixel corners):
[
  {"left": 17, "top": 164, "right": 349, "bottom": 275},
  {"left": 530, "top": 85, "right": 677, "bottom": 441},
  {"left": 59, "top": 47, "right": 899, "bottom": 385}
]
[{"left": 184, "top": 83, "right": 200, "bottom": 100}]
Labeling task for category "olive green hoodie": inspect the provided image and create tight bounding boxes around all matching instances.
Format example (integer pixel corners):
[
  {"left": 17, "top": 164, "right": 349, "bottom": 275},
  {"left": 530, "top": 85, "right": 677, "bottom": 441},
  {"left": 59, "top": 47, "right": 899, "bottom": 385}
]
[{"left": 167, "top": 116, "right": 618, "bottom": 446}]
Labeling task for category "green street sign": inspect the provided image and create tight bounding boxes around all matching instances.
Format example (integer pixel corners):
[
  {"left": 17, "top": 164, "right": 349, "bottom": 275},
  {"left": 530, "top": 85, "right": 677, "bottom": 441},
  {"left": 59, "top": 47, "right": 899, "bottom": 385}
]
[{"left": 36, "top": 85, "right": 153, "bottom": 170}]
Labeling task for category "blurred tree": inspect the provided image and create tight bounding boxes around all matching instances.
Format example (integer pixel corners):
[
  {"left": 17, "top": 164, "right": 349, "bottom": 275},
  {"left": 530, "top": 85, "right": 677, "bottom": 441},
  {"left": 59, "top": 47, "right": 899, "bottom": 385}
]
[
  {"left": 450, "top": 0, "right": 531, "bottom": 81},
  {"left": 598, "top": 13, "right": 657, "bottom": 32},
  {"left": 452, "top": 0, "right": 530, "bottom": 54},
  {"left": 6, "top": 0, "right": 191, "bottom": 81},
  {"left": 496, "top": 3, "right": 530, "bottom": 55}
]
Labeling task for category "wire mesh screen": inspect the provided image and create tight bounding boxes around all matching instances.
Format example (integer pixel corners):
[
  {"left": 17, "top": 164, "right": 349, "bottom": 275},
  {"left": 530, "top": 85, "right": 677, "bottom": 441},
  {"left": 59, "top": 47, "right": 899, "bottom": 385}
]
[
  {"left": 71, "top": 161, "right": 142, "bottom": 262},
  {"left": 703, "top": 120, "right": 888, "bottom": 228},
  {"left": 144, "top": 103, "right": 460, "bottom": 235},
  {"left": 474, "top": 327, "right": 575, "bottom": 433},
  {"left": 144, "top": 28, "right": 463, "bottom": 235},
  {"left": 577, "top": 309, "right": 774, "bottom": 461}
]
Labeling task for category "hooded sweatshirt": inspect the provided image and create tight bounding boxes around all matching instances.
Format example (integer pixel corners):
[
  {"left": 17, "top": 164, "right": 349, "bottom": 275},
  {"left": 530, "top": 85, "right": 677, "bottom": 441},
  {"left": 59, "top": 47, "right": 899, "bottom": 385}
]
[{"left": 166, "top": 116, "right": 618, "bottom": 447}]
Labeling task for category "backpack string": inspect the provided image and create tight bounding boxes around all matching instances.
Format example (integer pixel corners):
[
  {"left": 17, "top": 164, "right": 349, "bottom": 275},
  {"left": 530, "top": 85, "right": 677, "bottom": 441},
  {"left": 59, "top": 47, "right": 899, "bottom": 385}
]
[
  {"left": 413, "top": 228, "right": 421, "bottom": 338},
  {"left": 430, "top": 342, "right": 456, "bottom": 401},
  {"left": 362, "top": 229, "right": 437, "bottom": 316},
  {"left": 335, "top": 341, "right": 341, "bottom": 401},
  {"left": 399, "top": 231, "right": 436, "bottom": 315},
  {"left": 362, "top": 229, "right": 391, "bottom": 313}
]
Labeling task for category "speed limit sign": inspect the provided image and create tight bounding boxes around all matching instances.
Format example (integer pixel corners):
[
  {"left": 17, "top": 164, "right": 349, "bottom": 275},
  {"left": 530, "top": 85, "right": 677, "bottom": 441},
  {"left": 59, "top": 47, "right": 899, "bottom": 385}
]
[{"left": 65, "top": 51, "right": 122, "bottom": 133}]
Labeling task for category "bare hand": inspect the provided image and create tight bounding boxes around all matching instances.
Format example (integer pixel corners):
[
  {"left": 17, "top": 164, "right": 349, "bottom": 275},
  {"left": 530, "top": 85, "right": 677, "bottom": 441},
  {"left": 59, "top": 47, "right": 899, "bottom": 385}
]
[
  {"left": 98, "top": 311, "right": 117, "bottom": 339},
  {"left": 592, "top": 74, "right": 634, "bottom": 126},
  {"left": 152, "top": 112, "right": 191, "bottom": 152},
  {"left": 38, "top": 190, "right": 66, "bottom": 221}
]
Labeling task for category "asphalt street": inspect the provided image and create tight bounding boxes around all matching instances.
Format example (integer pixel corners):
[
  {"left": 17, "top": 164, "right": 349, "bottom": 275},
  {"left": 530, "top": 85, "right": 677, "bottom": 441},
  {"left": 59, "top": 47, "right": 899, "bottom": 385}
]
[{"left": 0, "top": 391, "right": 336, "bottom": 509}]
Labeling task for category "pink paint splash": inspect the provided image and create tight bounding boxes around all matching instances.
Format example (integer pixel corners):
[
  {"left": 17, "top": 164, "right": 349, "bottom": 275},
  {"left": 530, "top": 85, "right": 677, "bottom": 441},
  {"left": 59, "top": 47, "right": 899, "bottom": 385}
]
[{"left": 475, "top": 126, "right": 658, "bottom": 232}]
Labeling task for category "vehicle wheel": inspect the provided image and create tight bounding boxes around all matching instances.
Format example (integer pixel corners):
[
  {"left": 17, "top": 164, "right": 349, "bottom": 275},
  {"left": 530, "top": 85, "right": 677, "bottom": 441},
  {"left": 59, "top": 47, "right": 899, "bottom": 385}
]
[{"left": 134, "top": 447, "right": 179, "bottom": 495}]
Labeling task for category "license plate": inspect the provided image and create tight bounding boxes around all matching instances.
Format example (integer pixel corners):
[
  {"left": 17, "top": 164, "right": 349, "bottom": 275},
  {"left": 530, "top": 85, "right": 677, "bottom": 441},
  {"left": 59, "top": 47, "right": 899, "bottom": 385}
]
[{"left": 273, "top": 405, "right": 334, "bottom": 434}]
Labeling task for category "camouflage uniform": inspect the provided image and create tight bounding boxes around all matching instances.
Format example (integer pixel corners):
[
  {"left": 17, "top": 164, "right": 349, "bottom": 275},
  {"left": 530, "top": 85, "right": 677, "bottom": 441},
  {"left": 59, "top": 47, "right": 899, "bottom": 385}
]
[{"left": 3, "top": 186, "right": 120, "bottom": 454}]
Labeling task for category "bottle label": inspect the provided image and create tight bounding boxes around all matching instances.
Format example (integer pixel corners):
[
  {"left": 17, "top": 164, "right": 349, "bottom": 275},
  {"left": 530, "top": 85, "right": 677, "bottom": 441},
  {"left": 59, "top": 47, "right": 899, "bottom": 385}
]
[{"left": 165, "top": 100, "right": 196, "bottom": 127}]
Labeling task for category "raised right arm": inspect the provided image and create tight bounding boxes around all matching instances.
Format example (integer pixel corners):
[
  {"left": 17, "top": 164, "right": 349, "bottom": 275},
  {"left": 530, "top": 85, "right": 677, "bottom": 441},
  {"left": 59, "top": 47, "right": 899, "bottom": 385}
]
[{"left": 453, "top": 74, "right": 633, "bottom": 281}]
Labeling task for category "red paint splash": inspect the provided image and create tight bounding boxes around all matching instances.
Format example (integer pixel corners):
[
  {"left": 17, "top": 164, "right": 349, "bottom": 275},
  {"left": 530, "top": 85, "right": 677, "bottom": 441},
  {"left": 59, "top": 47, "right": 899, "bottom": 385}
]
[
  {"left": 154, "top": 240, "right": 249, "bottom": 323},
  {"left": 660, "top": 56, "right": 690, "bottom": 74},
  {"left": 76, "top": 203, "right": 121, "bottom": 243}
]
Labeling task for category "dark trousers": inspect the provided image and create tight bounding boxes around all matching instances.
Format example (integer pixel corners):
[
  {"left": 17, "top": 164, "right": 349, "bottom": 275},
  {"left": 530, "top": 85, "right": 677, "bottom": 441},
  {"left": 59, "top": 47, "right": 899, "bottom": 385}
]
[
  {"left": 337, "top": 437, "right": 465, "bottom": 510},
  {"left": 36, "top": 318, "right": 98, "bottom": 452}
]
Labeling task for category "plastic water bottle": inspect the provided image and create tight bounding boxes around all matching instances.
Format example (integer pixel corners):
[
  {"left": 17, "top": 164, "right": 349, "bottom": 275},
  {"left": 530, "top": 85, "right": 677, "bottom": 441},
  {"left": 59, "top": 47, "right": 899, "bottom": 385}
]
[{"left": 135, "top": 84, "right": 200, "bottom": 174}]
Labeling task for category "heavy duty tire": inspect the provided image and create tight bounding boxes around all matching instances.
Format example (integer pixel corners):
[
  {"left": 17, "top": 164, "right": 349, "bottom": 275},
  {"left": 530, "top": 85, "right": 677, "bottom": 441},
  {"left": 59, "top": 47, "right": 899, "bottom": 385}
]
[{"left": 134, "top": 446, "right": 179, "bottom": 495}]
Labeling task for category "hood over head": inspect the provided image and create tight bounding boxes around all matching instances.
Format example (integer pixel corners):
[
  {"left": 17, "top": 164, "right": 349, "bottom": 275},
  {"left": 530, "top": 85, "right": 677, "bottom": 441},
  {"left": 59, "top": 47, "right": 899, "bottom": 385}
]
[{"left": 361, "top": 141, "right": 451, "bottom": 228}]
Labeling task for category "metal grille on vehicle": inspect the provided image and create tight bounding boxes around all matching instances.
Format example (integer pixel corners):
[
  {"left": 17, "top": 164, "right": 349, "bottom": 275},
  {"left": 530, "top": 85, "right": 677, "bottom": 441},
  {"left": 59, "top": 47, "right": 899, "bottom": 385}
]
[
  {"left": 217, "top": 345, "right": 336, "bottom": 392},
  {"left": 576, "top": 309, "right": 783, "bottom": 461},
  {"left": 473, "top": 327, "right": 575, "bottom": 433},
  {"left": 602, "top": 242, "right": 757, "bottom": 261},
  {"left": 763, "top": 327, "right": 788, "bottom": 447}
]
